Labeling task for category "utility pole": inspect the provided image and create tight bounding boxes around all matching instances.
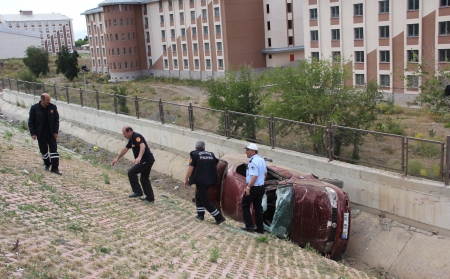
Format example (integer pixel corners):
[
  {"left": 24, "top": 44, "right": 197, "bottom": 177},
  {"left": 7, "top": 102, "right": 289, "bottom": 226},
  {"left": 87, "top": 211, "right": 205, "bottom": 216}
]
[{"left": 81, "top": 65, "right": 90, "bottom": 107}]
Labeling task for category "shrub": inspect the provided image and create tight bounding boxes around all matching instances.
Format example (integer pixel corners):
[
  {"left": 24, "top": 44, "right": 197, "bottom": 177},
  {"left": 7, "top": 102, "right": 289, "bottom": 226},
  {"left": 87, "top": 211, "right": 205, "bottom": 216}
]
[{"left": 408, "top": 160, "right": 426, "bottom": 176}]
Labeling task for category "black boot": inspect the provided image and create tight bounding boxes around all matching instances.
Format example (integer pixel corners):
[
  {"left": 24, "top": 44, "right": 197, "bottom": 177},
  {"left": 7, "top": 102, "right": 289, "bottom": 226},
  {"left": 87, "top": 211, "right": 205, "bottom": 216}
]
[{"left": 214, "top": 213, "right": 226, "bottom": 225}]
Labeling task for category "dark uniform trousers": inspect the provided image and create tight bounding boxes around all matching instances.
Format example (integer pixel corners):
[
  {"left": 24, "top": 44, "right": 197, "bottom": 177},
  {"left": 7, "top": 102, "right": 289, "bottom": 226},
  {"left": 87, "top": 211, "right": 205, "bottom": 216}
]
[
  {"left": 128, "top": 160, "right": 155, "bottom": 201},
  {"left": 38, "top": 132, "right": 59, "bottom": 170},
  {"left": 242, "top": 186, "right": 266, "bottom": 230},
  {"left": 195, "top": 184, "right": 222, "bottom": 219}
]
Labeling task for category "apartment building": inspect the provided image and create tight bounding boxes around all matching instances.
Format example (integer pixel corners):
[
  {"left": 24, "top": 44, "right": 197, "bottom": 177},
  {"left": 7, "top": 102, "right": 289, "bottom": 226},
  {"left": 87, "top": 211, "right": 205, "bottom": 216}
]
[
  {"left": 0, "top": 10, "right": 74, "bottom": 54},
  {"left": 0, "top": 26, "right": 41, "bottom": 59},
  {"left": 304, "top": 0, "right": 450, "bottom": 102},
  {"left": 82, "top": 0, "right": 305, "bottom": 81}
]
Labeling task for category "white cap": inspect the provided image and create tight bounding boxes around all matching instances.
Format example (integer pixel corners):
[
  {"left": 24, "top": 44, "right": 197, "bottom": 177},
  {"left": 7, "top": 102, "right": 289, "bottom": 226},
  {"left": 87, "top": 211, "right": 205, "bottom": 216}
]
[{"left": 244, "top": 143, "right": 258, "bottom": 151}]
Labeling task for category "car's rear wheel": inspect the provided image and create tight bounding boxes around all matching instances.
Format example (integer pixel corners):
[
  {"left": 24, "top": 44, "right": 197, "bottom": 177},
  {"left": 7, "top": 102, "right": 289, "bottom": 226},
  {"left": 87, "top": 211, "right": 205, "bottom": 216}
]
[{"left": 320, "top": 178, "right": 344, "bottom": 189}]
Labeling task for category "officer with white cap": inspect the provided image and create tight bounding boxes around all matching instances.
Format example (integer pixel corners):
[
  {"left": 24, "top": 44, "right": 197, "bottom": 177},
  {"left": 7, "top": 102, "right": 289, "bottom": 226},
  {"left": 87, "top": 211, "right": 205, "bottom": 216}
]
[{"left": 241, "top": 143, "right": 267, "bottom": 233}]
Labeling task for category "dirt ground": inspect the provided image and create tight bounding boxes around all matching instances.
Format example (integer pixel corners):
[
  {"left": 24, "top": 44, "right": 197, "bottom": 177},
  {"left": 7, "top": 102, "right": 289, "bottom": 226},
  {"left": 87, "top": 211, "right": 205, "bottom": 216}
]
[{"left": 0, "top": 117, "right": 372, "bottom": 279}]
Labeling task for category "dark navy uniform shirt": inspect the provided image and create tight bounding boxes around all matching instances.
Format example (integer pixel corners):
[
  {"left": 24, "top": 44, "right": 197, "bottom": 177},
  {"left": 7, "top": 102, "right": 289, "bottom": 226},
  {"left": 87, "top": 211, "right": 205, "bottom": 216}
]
[
  {"left": 126, "top": 132, "right": 155, "bottom": 163},
  {"left": 188, "top": 149, "right": 219, "bottom": 186}
]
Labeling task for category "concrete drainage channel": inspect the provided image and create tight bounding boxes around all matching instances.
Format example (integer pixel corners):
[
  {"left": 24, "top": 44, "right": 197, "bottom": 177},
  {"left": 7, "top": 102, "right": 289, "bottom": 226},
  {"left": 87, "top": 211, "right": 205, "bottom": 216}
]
[{"left": 1, "top": 99, "right": 450, "bottom": 279}]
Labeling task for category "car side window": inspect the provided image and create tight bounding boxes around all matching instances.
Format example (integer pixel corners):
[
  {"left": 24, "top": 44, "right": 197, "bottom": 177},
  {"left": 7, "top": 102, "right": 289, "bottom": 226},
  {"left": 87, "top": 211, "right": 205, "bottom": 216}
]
[{"left": 236, "top": 164, "right": 247, "bottom": 177}]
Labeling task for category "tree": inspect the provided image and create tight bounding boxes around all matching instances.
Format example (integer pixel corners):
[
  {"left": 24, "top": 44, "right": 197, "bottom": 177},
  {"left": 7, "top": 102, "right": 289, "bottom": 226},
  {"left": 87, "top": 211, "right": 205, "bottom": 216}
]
[
  {"left": 55, "top": 45, "right": 80, "bottom": 81},
  {"left": 84, "top": 36, "right": 88, "bottom": 41},
  {"left": 75, "top": 38, "right": 87, "bottom": 47},
  {"left": 22, "top": 46, "right": 50, "bottom": 77},
  {"left": 110, "top": 84, "right": 129, "bottom": 114},
  {"left": 262, "top": 57, "right": 383, "bottom": 158},
  {"left": 206, "top": 65, "right": 264, "bottom": 141}
]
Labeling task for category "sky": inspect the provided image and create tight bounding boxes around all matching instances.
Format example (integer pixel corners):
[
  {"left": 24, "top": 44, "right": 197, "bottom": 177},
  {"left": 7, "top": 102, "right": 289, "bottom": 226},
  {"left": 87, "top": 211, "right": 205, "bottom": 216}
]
[{"left": 2, "top": 0, "right": 101, "bottom": 40}]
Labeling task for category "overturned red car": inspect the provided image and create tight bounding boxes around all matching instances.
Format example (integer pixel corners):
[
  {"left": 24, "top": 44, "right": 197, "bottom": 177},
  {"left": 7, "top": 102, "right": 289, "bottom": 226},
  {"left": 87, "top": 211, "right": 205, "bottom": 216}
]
[{"left": 209, "top": 154, "right": 351, "bottom": 260}]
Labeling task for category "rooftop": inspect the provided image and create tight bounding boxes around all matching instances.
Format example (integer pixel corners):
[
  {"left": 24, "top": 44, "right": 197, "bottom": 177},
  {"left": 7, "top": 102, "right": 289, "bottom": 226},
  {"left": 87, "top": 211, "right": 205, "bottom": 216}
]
[{"left": 0, "top": 13, "right": 72, "bottom": 22}]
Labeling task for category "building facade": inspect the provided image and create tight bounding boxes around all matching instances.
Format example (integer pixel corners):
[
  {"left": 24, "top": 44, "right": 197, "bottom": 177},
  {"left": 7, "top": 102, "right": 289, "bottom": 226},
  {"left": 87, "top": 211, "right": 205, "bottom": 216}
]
[
  {"left": 0, "top": 26, "right": 41, "bottom": 59},
  {"left": 83, "top": 0, "right": 305, "bottom": 81},
  {"left": 0, "top": 10, "right": 74, "bottom": 54},
  {"left": 304, "top": 0, "right": 450, "bottom": 102}
]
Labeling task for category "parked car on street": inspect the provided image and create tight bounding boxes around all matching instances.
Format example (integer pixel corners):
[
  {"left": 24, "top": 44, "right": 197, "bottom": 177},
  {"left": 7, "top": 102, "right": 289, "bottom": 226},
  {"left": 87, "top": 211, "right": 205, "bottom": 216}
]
[{"left": 209, "top": 154, "right": 351, "bottom": 260}]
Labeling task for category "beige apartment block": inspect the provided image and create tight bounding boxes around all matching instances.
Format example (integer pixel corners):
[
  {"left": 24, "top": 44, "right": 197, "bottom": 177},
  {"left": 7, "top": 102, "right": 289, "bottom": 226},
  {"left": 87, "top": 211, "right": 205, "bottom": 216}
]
[
  {"left": 0, "top": 10, "right": 74, "bottom": 55},
  {"left": 83, "top": 0, "right": 306, "bottom": 81},
  {"left": 304, "top": 0, "right": 450, "bottom": 104}
]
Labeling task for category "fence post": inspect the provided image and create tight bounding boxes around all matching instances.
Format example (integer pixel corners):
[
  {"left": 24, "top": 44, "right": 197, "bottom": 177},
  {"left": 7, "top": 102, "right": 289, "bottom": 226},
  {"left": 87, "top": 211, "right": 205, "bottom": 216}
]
[
  {"left": 269, "top": 114, "right": 275, "bottom": 149},
  {"left": 405, "top": 137, "right": 409, "bottom": 176},
  {"left": 79, "top": 88, "right": 84, "bottom": 107},
  {"left": 96, "top": 90, "right": 100, "bottom": 110},
  {"left": 9, "top": 78, "right": 11, "bottom": 90},
  {"left": 135, "top": 96, "right": 139, "bottom": 118},
  {"left": 66, "top": 87, "right": 69, "bottom": 104},
  {"left": 114, "top": 94, "right": 118, "bottom": 114},
  {"left": 43, "top": 83, "right": 45, "bottom": 93},
  {"left": 53, "top": 84, "right": 57, "bottom": 101},
  {"left": 224, "top": 107, "right": 230, "bottom": 139},
  {"left": 188, "top": 103, "right": 194, "bottom": 131},
  {"left": 33, "top": 82, "right": 36, "bottom": 96},
  {"left": 159, "top": 99, "right": 165, "bottom": 124},
  {"left": 1, "top": 78, "right": 4, "bottom": 90},
  {"left": 327, "top": 121, "right": 334, "bottom": 161},
  {"left": 401, "top": 137, "right": 406, "bottom": 174},
  {"left": 446, "top": 136, "right": 450, "bottom": 185},
  {"left": 16, "top": 79, "right": 19, "bottom": 92}
]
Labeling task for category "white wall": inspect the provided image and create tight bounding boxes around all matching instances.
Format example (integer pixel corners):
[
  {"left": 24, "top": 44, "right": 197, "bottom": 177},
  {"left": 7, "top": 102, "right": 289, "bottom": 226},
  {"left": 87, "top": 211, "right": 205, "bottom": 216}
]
[{"left": 0, "top": 32, "right": 41, "bottom": 59}]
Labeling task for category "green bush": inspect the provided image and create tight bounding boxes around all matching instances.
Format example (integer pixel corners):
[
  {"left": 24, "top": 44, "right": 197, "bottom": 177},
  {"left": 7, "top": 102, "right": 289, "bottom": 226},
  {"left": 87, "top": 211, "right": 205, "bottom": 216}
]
[
  {"left": 408, "top": 160, "right": 426, "bottom": 176},
  {"left": 374, "top": 117, "right": 406, "bottom": 135}
]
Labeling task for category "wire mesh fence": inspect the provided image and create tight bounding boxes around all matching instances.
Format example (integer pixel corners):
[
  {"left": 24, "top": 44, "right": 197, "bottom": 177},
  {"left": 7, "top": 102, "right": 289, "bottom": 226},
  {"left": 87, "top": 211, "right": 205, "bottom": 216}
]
[
  {"left": 273, "top": 118, "right": 328, "bottom": 157},
  {"left": 332, "top": 126, "right": 405, "bottom": 172},
  {"left": 406, "top": 137, "right": 444, "bottom": 181},
  {"left": 2, "top": 77, "right": 450, "bottom": 184}
]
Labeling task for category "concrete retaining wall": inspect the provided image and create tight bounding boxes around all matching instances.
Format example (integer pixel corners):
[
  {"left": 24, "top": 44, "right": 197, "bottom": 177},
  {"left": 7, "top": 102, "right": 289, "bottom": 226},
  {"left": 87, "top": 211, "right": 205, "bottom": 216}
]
[{"left": 2, "top": 88, "right": 450, "bottom": 235}]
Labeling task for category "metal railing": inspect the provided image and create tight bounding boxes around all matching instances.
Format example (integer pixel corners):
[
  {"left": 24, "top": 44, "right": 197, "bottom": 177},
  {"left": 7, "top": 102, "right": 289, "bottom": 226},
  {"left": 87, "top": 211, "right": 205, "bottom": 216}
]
[{"left": 3, "top": 77, "right": 450, "bottom": 185}]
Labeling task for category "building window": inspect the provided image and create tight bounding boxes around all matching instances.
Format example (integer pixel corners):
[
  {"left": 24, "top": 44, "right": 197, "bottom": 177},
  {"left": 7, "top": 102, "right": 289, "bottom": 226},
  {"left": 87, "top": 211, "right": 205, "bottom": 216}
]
[
  {"left": 164, "top": 59, "right": 168, "bottom": 67},
  {"left": 379, "top": 26, "right": 390, "bottom": 38},
  {"left": 203, "top": 26, "right": 208, "bottom": 35},
  {"left": 408, "top": 50, "right": 419, "bottom": 62},
  {"left": 193, "top": 43, "right": 198, "bottom": 51},
  {"left": 440, "top": 21, "right": 450, "bottom": 35},
  {"left": 182, "top": 43, "right": 187, "bottom": 52},
  {"left": 149, "top": 59, "right": 152, "bottom": 67},
  {"left": 122, "top": 33, "right": 125, "bottom": 40},
  {"left": 267, "top": 21, "right": 271, "bottom": 30},
  {"left": 332, "top": 51, "right": 341, "bottom": 62},
  {"left": 408, "top": 24, "right": 419, "bottom": 37},
  {"left": 442, "top": 0, "right": 450, "bottom": 7},
  {"left": 379, "top": 1, "right": 389, "bottom": 13},
  {"left": 288, "top": 20, "right": 292, "bottom": 29},
  {"left": 355, "top": 74, "right": 365, "bottom": 85},
  {"left": 170, "top": 14, "right": 174, "bottom": 22},
  {"left": 191, "top": 11, "right": 196, "bottom": 20},
  {"left": 268, "top": 38, "right": 272, "bottom": 47},
  {"left": 266, "top": 4, "right": 270, "bottom": 13},
  {"left": 161, "top": 30, "right": 165, "bottom": 38},
  {"left": 217, "top": 42, "right": 222, "bottom": 51},
  {"left": 310, "top": 8, "right": 317, "bottom": 20},
  {"left": 310, "top": 30, "right": 319, "bottom": 42},
  {"left": 174, "top": 59, "right": 178, "bottom": 67},
  {"left": 112, "top": 48, "right": 115, "bottom": 55},
  {"left": 171, "top": 29, "right": 175, "bottom": 37},
  {"left": 408, "top": 0, "right": 419, "bottom": 10},
  {"left": 114, "top": 19, "right": 117, "bottom": 26},
  {"left": 120, "top": 18, "right": 123, "bottom": 26},
  {"left": 195, "top": 59, "right": 199, "bottom": 68},
  {"left": 124, "top": 48, "right": 126, "bottom": 54},
  {"left": 145, "top": 18, "right": 148, "bottom": 26},
  {"left": 183, "top": 59, "right": 188, "bottom": 68},
  {"left": 355, "top": 51, "right": 364, "bottom": 62},
  {"left": 288, "top": 36, "right": 293, "bottom": 45},
  {"left": 204, "top": 42, "right": 210, "bottom": 51},
  {"left": 172, "top": 44, "right": 177, "bottom": 52},
  {"left": 169, "top": 0, "right": 173, "bottom": 6},
  {"left": 380, "top": 75, "right": 390, "bottom": 86},
  {"left": 192, "top": 27, "right": 197, "bottom": 36},
  {"left": 159, "top": 1, "right": 163, "bottom": 8},
  {"left": 180, "top": 12, "right": 184, "bottom": 21},
  {"left": 206, "top": 59, "right": 211, "bottom": 68},
  {"left": 202, "top": 9, "right": 207, "bottom": 18},
  {"left": 331, "top": 6, "right": 340, "bottom": 18},
  {"left": 117, "top": 48, "right": 120, "bottom": 55},
  {"left": 287, "top": 3, "right": 292, "bottom": 13},
  {"left": 311, "top": 52, "right": 319, "bottom": 60},
  {"left": 354, "top": 4, "right": 363, "bottom": 16},
  {"left": 215, "top": 25, "right": 221, "bottom": 34},
  {"left": 439, "top": 49, "right": 450, "bottom": 61},
  {"left": 380, "top": 50, "right": 390, "bottom": 62},
  {"left": 214, "top": 7, "right": 220, "bottom": 17},
  {"left": 354, "top": 27, "right": 364, "bottom": 39},
  {"left": 181, "top": 28, "right": 186, "bottom": 36},
  {"left": 160, "top": 15, "right": 164, "bottom": 23},
  {"left": 146, "top": 32, "right": 150, "bottom": 40},
  {"left": 125, "top": 62, "right": 128, "bottom": 69},
  {"left": 331, "top": 29, "right": 340, "bottom": 40},
  {"left": 163, "top": 45, "right": 167, "bottom": 52},
  {"left": 407, "top": 75, "right": 419, "bottom": 88}
]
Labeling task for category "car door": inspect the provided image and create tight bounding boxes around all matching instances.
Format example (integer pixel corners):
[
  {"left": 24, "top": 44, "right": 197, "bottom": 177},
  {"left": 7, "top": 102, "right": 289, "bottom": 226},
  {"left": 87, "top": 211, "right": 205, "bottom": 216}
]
[{"left": 208, "top": 159, "right": 228, "bottom": 211}]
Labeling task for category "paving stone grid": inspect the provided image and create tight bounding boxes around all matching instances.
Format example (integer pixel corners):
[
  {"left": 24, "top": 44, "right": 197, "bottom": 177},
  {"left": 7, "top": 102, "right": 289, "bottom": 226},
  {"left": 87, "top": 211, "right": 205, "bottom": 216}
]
[{"left": 0, "top": 119, "right": 371, "bottom": 279}]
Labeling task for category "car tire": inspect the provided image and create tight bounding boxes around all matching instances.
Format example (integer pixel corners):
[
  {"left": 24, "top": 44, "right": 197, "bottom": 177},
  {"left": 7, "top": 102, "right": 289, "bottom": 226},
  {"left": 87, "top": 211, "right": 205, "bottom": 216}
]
[{"left": 320, "top": 178, "right": 344, "bottom": 189}]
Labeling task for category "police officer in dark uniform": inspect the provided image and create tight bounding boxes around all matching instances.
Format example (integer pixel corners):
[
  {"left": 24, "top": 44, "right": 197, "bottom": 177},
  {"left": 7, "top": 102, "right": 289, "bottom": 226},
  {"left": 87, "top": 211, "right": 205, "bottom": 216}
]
[
  {"left": 184, "top": 141, "right": 226, "bottom": 225},
  {"left": 28, "top": 93, "right": 62, "bottom": 175},
  {"left": 112, "top": 126, "right": 156, "bottom": 202}
]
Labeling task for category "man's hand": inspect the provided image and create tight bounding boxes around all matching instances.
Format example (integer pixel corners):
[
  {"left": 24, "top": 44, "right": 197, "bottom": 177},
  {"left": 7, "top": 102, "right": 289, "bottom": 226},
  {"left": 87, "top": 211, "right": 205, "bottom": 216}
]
[
  {"left": 111, "top": 158, "right": 118, "bottom": 166},
  {"left": 54, "top": 134, "right": 58, "bottom": 140},
  {"left": 134, "top": 157, "right": 141, "bottom": 164},
  {"left": 31, "top": 135, "right": 36, "bottom": 140},
  {"left": 244, "top": 187, "right": 250, "bottom": 196},
  {"left": 184, "top": 180, "right": 189, "bottom": 188}
]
